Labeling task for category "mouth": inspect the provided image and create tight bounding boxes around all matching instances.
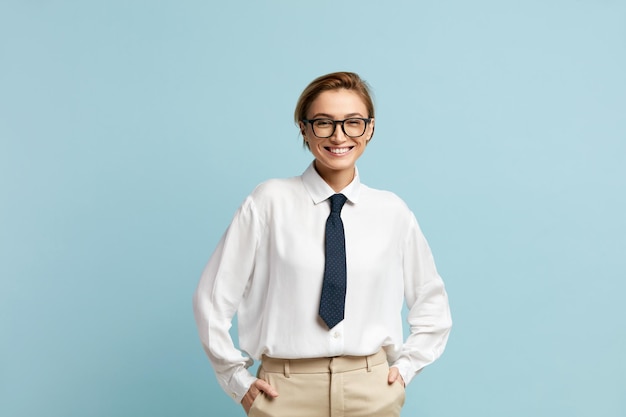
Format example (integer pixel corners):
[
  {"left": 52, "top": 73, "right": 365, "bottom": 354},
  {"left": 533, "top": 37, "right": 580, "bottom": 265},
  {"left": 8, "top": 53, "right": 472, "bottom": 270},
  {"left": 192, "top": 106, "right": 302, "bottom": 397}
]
[{"left": 325, "top": 146, "right": 354, "bottom": 155}]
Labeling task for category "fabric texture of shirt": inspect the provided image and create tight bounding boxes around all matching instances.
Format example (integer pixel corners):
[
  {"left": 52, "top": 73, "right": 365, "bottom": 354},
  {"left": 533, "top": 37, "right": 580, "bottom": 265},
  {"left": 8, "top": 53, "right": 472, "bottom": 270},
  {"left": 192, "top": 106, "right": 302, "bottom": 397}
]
[{"left": 193, "top": 163, "right": 452, "bottom": 402}]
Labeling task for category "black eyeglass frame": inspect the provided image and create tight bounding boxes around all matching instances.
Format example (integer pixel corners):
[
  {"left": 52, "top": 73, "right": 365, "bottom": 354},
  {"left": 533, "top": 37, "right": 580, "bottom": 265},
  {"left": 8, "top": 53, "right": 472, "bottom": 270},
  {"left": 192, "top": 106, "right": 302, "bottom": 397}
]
[{"left": 301, "top": 117, "right": 373, "bottom": 139}]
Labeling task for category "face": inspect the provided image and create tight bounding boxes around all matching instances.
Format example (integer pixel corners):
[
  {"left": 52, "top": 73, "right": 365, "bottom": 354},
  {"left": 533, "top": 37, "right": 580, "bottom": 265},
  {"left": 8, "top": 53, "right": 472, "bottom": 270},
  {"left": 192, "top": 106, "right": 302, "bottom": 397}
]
[{"left": 300, "top": 89, "right": 374, "bottom": 184}]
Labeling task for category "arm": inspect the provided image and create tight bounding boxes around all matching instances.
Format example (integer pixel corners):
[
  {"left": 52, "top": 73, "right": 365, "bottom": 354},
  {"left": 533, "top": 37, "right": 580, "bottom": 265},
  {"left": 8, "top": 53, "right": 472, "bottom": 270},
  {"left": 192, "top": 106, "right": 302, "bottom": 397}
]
[
  {"left": 390, "top": 214, "right": 452, "bottom": 386},
  {"left": 192, "top": 196, "right": 262, "bottom": 403}
]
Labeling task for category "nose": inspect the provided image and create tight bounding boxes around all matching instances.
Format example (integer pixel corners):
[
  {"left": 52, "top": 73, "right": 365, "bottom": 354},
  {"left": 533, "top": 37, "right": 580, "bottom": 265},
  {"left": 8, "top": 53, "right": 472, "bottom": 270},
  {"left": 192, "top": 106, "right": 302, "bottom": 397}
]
[{"left": 329, "top": 121, "right": 347, "bottom": 143}]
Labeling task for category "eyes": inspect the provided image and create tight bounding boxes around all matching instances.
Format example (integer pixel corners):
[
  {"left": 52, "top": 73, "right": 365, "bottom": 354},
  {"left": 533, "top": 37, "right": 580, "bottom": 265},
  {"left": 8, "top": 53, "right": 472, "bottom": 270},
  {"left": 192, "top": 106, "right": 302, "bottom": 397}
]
[
  {"left": 314, "top": 119, "right": 334, "bottom": 128},
  {"left": 312, "top": 118, "right": 364, "bottom": 128},
  {"left": 345, "top": 119, "right": 363, "bottom": 127},
  {"left": 304, "top": 118, "right": 372, "bottom": 139}
]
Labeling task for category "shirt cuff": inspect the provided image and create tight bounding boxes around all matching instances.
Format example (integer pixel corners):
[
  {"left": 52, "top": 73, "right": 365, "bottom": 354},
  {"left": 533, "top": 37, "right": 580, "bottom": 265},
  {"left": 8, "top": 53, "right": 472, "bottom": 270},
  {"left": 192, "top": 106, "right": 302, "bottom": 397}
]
[
  {"left": 225, "top": 367, "right": 258, "bottom": 403},
  {"left": 390, "top": 358, "right": 422, "bottom": 387}
]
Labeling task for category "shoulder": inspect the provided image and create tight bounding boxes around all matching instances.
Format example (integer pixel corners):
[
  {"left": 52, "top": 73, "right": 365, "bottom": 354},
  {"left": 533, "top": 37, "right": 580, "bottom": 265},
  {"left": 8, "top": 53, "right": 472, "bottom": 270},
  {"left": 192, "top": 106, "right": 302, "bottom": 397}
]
[
  {"left": 360, "top": 184, "right": 413, "bottom": 215},
  {"left": 358, "top": 183, "right": 420, "bottom": 230},
  {"left": 249, "top": 176, "right": 302, "bottom": 201},
  {"left": 357, "top": 184, "right": 422, "bottom": 243},
  {"left": 240, "top": 176, "right": 303, "bottom": 217}
]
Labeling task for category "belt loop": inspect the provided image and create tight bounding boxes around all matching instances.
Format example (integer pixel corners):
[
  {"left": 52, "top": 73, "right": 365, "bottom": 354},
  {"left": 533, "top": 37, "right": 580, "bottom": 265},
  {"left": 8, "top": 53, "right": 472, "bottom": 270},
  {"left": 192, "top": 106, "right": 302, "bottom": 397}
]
[
  {"left": 284, "top": 360, "right": 291, "bottom": 378},
  {"left": 366, "top": 354, "right": 372, "bottom": 372}
]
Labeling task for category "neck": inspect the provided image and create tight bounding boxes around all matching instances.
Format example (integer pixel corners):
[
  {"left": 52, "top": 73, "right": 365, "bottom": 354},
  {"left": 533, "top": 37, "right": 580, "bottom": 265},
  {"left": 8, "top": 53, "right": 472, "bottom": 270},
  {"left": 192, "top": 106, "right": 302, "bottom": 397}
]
[{"left": 314, "top": 161, "right": 355, "bottom": 193}]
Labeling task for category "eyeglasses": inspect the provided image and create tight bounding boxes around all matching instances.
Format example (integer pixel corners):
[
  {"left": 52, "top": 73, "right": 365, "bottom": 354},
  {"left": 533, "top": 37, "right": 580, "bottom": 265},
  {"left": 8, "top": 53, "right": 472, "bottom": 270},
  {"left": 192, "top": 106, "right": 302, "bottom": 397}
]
[{"left": 302, "top": 118, "right": 372, "bottom": 139}]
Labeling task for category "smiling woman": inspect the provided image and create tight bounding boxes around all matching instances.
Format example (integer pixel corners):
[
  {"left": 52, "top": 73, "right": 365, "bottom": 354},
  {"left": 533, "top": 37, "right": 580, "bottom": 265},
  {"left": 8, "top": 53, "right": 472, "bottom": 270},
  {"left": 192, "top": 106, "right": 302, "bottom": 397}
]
[{"left": 193, "top": 71, "right": 452, "bottom": 417}]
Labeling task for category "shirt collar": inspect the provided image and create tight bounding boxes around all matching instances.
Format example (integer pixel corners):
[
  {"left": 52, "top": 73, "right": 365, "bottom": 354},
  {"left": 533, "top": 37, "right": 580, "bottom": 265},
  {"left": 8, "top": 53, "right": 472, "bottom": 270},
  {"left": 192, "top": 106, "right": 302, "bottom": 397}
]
[{"left": 301, "top": 161, "right": 362, "bottom": 205}]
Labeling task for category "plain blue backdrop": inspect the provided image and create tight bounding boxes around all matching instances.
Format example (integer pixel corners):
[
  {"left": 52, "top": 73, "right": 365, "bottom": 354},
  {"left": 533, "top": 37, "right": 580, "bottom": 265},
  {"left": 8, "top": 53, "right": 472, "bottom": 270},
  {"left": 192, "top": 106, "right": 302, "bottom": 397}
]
[{"left": 1, "top": 1, "right": 625, "bottom": 416}]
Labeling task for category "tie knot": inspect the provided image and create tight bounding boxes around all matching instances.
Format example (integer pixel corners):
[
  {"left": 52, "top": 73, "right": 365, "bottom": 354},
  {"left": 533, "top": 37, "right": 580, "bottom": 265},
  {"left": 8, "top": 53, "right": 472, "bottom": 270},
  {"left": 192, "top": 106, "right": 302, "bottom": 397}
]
[{"left": 329, "top": 193, "right": 347, "bottom": 214}]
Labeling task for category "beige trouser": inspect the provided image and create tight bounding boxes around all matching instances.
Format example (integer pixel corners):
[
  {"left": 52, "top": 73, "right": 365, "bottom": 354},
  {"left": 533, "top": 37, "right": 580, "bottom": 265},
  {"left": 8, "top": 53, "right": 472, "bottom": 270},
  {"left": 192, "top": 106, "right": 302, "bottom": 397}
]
[{"left": 248, "top": 350, "right": 405, "bottom": 417}]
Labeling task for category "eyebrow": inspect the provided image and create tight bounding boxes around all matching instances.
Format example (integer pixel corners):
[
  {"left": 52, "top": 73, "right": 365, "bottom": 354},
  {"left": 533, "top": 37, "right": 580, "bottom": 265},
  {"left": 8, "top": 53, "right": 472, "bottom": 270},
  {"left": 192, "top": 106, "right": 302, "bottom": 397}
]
[{"left": 309, "top": 112, "right": 366, "bottom": 119}]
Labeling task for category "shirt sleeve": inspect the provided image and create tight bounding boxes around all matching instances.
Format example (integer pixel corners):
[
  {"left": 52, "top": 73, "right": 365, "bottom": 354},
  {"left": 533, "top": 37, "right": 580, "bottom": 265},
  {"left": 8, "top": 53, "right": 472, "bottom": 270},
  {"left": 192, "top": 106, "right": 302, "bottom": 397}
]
[
  {"left": 391, "top": 213, "right": 452, "bottom": 386},
  {"left": 192, "top": 196, "right": 262, "bottom": 403}
]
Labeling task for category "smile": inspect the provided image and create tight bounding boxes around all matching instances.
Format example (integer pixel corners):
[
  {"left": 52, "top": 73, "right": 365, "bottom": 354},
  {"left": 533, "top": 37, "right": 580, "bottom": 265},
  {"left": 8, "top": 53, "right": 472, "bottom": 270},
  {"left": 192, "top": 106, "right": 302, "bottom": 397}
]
[{"left": 325, "top": 146, "right": 353, "bottom": 155}]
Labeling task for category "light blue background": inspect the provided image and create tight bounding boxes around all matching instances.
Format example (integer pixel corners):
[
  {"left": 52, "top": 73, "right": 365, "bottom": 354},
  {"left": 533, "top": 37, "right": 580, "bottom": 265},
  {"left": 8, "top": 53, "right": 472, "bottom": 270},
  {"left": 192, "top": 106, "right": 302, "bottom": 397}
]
[{"left": 1, "top": 1, "right": 625, "bottom": 416}]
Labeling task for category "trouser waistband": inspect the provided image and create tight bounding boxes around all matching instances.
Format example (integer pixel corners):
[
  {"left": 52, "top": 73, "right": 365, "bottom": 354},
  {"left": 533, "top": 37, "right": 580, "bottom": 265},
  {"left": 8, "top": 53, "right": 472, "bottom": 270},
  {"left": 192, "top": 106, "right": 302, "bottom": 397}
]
[{"left": 260, "top": 350, "right": 387, "bottom": 376}]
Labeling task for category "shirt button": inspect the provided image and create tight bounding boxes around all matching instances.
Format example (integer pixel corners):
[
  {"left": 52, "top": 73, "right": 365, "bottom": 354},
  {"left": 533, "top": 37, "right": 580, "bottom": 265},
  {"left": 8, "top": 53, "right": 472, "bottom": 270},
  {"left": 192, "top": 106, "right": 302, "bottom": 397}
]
[
  {"left": 231, "top": 393, "right": 237, "bottom": 399},
  {"left": 333, "top": 331, "right": 341, "bottom": 338}
]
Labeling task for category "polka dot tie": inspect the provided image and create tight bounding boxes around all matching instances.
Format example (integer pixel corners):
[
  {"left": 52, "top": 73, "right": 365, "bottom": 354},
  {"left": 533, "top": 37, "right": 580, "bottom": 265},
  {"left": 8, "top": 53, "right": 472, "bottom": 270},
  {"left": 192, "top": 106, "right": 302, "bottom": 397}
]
[{"left": 319, "top": 193, "right": 348, "bottom": 329}]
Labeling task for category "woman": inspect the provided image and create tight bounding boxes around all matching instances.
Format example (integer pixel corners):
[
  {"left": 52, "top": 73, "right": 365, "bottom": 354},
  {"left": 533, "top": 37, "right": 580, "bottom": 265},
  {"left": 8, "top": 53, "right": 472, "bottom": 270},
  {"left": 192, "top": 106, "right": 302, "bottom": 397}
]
[{"left": 193, "top": 72, "right": 452, "bottom": 417}]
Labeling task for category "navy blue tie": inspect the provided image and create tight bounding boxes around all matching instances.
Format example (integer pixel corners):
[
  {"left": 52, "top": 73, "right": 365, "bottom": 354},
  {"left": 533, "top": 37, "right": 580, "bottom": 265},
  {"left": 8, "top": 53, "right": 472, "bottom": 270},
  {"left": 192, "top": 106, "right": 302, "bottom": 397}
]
[{"left": 319, "top": 193, "right": 348, "bottom": 329}]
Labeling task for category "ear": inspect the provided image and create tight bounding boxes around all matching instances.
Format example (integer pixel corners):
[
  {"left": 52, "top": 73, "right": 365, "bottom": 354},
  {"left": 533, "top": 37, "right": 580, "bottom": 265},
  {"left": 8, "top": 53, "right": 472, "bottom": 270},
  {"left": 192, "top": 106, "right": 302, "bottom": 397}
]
[
  {"left": 367, "top": 118, "right": 375, "bottom": 142},
  {"left": 298, "top": 121, "right": 306, "bottom": 136}
]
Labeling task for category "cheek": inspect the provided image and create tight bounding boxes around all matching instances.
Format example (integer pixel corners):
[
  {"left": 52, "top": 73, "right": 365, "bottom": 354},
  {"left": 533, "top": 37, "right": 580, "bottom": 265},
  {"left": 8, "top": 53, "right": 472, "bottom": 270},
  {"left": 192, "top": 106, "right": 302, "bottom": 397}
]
[{"left": 311, "top": 144, "right": 325, "bottom": 156}]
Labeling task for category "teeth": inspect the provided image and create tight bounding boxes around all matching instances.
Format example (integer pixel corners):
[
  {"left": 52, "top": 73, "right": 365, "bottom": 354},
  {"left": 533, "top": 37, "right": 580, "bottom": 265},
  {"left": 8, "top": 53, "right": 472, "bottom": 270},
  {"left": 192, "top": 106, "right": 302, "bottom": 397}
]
[{"left": 328, "top": 147, "right": 350, "bottom": 154}]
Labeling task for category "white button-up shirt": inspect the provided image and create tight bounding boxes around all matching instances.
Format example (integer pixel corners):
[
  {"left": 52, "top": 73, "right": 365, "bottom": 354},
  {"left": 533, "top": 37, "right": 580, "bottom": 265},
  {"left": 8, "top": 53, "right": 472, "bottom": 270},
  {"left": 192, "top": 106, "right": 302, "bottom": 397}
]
[{"left": 193, "top": 163, "right": 452, "bottom": 402}]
